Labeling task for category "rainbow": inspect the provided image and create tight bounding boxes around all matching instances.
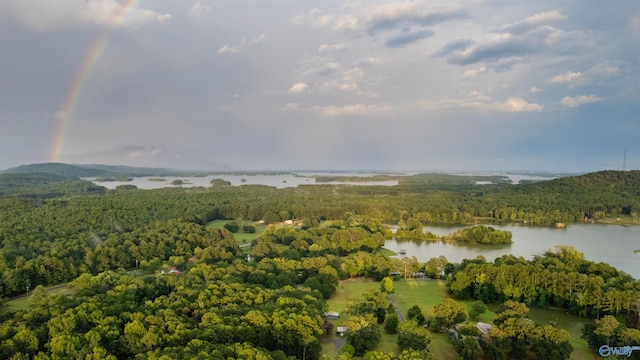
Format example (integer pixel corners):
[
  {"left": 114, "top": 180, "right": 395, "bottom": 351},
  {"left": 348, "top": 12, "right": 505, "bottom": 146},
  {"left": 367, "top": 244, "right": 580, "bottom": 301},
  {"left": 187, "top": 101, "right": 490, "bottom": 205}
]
[{"left": 48, "top": 0, "right": 141, "bottom": 163}]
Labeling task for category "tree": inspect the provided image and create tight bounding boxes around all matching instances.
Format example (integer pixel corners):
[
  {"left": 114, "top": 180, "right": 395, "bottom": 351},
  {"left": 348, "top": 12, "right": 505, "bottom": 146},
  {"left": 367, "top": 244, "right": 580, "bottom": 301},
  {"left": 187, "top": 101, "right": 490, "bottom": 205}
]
[
  {"left": 384, "top": 314, "right": 399, "bottom": 334},
  {"left": 380, "top": 277, "right": 394, "bottom": 294},
  {"left": 594, "top": 315, "right": 620, "bottom": 346},
  {"left": 432, "top": 299, "right": 468, "bottom": 330},
  {"left": 493, "top": 300, "right": 529, "bottom": 326},
  {"left": 242, "top": 224, "right": 256, "bottom": 233},
  {"left": 452, "top": 335, "right": 480, "bottom": 360},
  {"left": 223, "top": 221, "right": 239, "bottom": 233},
  {"left": 530, "top": 325, "right": 573, "bottom": 360},
  {"left": 397, "top": 320, "right": 431, "bottom": 351},
  {"left": 407, "top": 305, "right": 425, "bottom": 325},
  {"left": 345, "top": 315, "right": 381, "bottom": 355}
]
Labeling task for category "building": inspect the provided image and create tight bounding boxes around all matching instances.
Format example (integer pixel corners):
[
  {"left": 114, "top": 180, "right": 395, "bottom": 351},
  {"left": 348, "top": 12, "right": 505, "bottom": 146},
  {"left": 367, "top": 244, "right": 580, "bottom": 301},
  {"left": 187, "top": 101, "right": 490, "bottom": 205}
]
[
  {"left": 323, "top": 311, "right": 340, "bottom": 320},
  {"left": 476, "top": 322, "right": 492, "bottom": 335}
]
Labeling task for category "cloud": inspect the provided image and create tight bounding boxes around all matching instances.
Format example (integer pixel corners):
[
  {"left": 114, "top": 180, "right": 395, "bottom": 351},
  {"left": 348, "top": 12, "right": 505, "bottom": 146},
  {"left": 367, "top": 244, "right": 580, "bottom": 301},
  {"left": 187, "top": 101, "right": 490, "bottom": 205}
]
[
  {"left": 0, "top": 0, "right": 171, "bottom": 31},
  {"left": 363, "top": 2, "right": 469, "bottom": 35},
  {"left": 433, "top": 10, "right": 583, "bottom": 71},
  {"left": 560, "top": 95, "right": 602, "bottom": 108},
  {"left": 462, "top": 66, "right": 487, "bottom": 79},
  {"left": 355, "top": 57, "right": 381, "bottom": 67},
  {"left": 548, "top": 62, "right": 621, "bottom": 88},
  {"left": 385, "top": 29, "right": 434, "bottom": 47},
  {"left": 432, "top": 38, "right": 475, "bottom": 57},
  {"left": 293, "top": 1, "right": 468, "bottom": 43},
  {"left": 292, "top": 8, "right": 335, "bottom": 28},
  {"left": 530, "top": 86, "right": 543, "bottom": 93},
  {"left": 217, "top": 33, "right": 266, "bottom": 54},
  {"left": 501, "top": 10, "right": 567, "bottom": 35},
  {"left": 318, "top": 81, "right": 358, "bottom": 93},
  {"left": 188, "top": 2, "right": 213, "bottom": 19},
  {"left": 418, "top": 96, "right": 543, "bottom": 112},
  {"left": 438, "top": 34, "right": 535, "bottom": 67},
  {"left": 318, "top": 43, "right": 348, "bottom": 52},
  {"left": 311, "top": 103, "right": 393, "bottom": 117},
  {"left": 280, "top": 103, "right": 300, "bottom": 112},
  {"left": 288, "top": 82, "right": 309, "bottom": 94},
  {"left": 129, "top": 146, "right": 163, "bottom": 158}
]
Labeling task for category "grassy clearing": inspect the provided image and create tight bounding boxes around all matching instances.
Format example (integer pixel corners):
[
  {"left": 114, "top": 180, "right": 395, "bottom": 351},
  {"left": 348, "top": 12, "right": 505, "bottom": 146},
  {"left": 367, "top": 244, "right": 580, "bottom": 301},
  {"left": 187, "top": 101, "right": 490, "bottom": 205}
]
[
  {"left": 325, "top": 278, "right": 599, "bottom": 360},
  {"left": 392, "top": 279, "right": 449, "bottom": 317},
  {"left": 206, "top": 219, "right": 269, "bottom": 244},
  {"left": 4, "top": 284, "right": 76, "bottom": 313},
  {"left": 377, "top": 248, "right": 397, "bottom": 257}
]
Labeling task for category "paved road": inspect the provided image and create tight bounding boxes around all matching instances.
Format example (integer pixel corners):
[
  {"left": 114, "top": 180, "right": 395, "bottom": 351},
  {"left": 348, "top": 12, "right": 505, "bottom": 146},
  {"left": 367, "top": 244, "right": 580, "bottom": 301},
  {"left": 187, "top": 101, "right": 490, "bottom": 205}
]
[
  {"left": 387, "top": 294, "right": 406, "bottom": 322},
  {"left": 332, "top": 336, "right": 347, "bottom": 355}
]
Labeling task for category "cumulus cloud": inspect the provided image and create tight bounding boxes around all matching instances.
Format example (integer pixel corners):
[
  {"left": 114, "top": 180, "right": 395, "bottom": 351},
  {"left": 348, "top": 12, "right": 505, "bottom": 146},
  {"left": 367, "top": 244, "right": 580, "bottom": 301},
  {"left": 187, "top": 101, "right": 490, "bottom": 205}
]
[
  {"left": 362, "top": 1, "right": 469, "bottom": 34},
  {"left": 318, "top": 43, "right": 348, "bottom": 52},
  {"left": 559, "top": 95, "right": 602, "bottom": 108},
  {"left": 188, "top": 2, "right": 213, "bottom": 19},
  {"left": 501, "top": 10, "right": 567, "bottom": 35},
  {"left": 217, "top": 33, "right": 266, "bottom": 54},
  {"left": 433, "top": 10, "right": 580, "bottom": 71},
  {"left": 0, "top": 0, "right": 171, "bottom": 31},
  {"left": 548, "top": 62, "right": 621, "bottom": 88},
  {"left": 293, "top": 1, "right": 468, "bottom": 45},
  {"left": 288, "top": 82, "right": 309, "bottom": 94}
]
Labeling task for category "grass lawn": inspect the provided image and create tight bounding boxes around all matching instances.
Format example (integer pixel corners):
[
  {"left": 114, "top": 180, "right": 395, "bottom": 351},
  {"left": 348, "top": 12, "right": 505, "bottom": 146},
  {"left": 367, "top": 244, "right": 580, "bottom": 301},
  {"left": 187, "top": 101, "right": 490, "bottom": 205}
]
[
  {"left": 377, "top": 248, "right": 397, "bottom": 257},
  {"left": 324, "top": 278, "right": 599, "bottom": 360},
  {"left": 206, "top": 219, "right": 269, "bottom": 245},
  {"left": 326, "top": 278, "right": 381, "bottom": 320},
  {"left": 4, "top": 284, "right": 76, "bottom": 313},
  {"left": 392, "top": 279, "right": 449, "bottom": 317},
  {"left": 527, "top": 307, "right": 597, "bottom": 360}
]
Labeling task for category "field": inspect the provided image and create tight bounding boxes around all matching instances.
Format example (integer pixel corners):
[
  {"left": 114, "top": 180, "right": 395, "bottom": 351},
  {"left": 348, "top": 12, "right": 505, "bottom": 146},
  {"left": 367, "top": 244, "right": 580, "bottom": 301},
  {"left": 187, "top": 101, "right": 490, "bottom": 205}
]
[
  {"left": 3, "top": 284, "right": 76, "bottom": 313},
  {"left": 323, "top": 278, "right": 599, "bottom": 359},
  {"left": 206, "top": 219, "right": 270, "bottom": 245}
]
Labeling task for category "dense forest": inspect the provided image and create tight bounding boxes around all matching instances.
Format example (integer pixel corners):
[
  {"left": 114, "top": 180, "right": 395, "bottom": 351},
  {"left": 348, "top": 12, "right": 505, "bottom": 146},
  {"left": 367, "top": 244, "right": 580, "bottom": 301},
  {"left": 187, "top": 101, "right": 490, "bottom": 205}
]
[{"left": 0, "top": 166, "right": 639, "bottom": 358}]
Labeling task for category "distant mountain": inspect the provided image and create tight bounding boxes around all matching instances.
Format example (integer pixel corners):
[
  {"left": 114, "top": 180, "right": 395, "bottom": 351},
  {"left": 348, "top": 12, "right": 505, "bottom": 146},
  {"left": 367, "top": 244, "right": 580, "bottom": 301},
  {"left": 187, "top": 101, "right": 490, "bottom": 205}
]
[
  {"left": 1, "top": 163, "right": 210, "bottom": 178},
  {"left": 1, "top": 163, "right": 114, "bottom": 178},
  {"left": 0, "top": 172, "right": 106, "bottom": 198},
  {"left": 76, "top": 164, "right": 205, "bottom": 177}
]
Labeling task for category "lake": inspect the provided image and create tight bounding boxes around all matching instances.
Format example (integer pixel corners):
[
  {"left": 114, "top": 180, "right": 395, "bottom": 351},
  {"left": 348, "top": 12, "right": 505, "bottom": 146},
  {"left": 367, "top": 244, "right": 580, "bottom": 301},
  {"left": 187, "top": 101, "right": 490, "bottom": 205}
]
[
  {"left": 89, "top": 174, "right": 398, "bottom": 189},
  {"left": 384, "top": 224, "right": 640, "bottom": 278},
  {"left": 88, "top": 171, "right": 558, "bottom": 190}
]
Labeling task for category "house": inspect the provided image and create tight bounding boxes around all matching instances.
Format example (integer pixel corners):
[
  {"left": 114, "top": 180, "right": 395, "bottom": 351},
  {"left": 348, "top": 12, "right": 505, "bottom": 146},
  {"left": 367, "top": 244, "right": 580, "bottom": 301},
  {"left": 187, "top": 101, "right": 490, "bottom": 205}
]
[
  {"left": 476, "top": 322, "right": 492, "bottom": 335},
  {"left": 160, "top": 266, "right": 182, "bottom": 275},
  {"left": 412, "top": 272, "right": 425, "bottom": 279},
  {"left": 336, "top": 327, "right": 348, "bottom": 336},
  {"left": 323, "top": 311, "right": 340, "bottom": 320}
]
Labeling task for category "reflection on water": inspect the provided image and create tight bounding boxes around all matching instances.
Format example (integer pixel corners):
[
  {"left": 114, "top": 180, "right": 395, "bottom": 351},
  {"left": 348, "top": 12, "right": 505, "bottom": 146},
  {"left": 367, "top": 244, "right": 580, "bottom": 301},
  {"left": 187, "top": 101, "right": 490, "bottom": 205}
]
[{"left": 385, "top": 224, "right": 640, "bottom": 279}]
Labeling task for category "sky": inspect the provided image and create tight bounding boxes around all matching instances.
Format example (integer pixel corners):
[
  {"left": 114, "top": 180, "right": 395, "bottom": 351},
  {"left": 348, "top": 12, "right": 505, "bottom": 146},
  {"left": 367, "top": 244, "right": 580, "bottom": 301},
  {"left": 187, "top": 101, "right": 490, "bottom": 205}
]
[{"left": 0, "top": 0, "right": 638, "bottom": 172}]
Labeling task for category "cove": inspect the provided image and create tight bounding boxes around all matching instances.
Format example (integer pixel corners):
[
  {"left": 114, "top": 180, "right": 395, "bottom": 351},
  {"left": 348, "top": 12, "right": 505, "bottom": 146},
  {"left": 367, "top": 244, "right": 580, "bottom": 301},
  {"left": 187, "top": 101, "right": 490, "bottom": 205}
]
[{"left": 384, "top": 224, "right": 640, "bottom": 278}]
